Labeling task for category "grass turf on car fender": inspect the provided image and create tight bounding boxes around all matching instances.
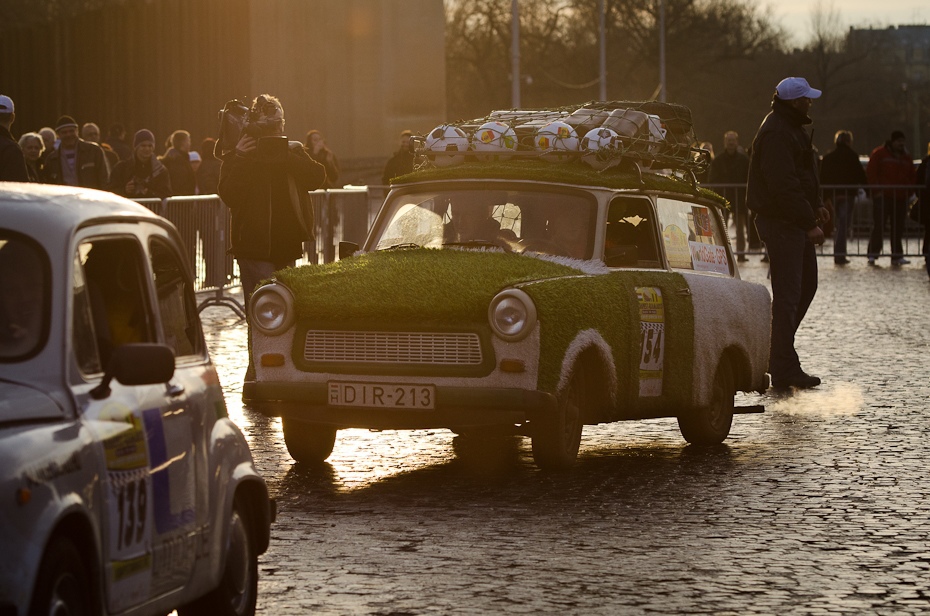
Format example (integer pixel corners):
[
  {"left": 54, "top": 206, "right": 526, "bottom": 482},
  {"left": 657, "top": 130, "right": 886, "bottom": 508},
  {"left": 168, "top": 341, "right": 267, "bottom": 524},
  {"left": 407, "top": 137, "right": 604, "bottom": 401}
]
[{"left": 521, "top": 270, "right": 694, "bottom": 413}]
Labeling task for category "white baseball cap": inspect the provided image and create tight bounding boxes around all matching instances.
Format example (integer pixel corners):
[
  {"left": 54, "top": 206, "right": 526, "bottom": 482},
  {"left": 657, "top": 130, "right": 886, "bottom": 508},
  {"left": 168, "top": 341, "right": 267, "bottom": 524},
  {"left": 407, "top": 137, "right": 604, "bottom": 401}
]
[
  {"left": 0, "top": 95, "right": 14, "bottom": 113},
  {"left": 775, "top": 77, "right": 822, "bottom": 100}
]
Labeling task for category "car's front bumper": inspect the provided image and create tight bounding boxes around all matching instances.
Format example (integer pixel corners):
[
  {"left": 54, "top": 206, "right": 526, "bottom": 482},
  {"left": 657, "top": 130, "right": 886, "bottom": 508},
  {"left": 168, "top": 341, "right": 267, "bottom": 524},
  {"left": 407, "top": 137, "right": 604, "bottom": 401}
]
[{"left": 243, "top": 381, "right": 557, "bottom": 430}]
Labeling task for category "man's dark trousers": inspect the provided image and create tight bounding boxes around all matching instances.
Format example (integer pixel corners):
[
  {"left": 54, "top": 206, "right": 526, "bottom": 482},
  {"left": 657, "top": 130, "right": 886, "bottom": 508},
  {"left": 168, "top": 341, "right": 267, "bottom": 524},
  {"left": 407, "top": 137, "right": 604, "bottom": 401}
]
[{"left": 755, "top": 215, "right": 818, "bottom": 384}]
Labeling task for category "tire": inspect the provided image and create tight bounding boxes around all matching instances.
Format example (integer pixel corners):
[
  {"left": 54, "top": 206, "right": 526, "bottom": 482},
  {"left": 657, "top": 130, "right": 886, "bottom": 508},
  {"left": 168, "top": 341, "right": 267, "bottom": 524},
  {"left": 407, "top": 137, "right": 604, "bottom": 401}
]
[
  {"left": 532, "top": 368, "right": 584, "bottom": 470},
  {"left": 282, "top": 418, "right": 337, "bottom": 463},
  {"left": 29, "top": 536, "right": 93, "bottom": 616},
  {"left": 678, "top": 359, "right": 735, "bottom": 445},
  {"left": 179, "top": 497, "right": 257, "bottom": 616}
]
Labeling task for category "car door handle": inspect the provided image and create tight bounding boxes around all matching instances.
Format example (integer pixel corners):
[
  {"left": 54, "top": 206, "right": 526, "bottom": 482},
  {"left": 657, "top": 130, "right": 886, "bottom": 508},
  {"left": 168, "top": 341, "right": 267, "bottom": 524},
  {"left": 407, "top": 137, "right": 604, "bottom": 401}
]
[
  {"left": 166, "top": 383, "right": 185, "bottom": 397},
  {"left": 676, "top": 288, "right": 692, "bottom": 297}
]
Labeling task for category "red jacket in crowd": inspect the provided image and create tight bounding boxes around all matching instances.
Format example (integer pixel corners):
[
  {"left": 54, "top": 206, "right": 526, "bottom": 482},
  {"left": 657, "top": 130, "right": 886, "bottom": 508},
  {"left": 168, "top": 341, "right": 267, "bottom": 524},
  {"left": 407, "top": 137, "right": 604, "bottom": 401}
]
[{"left": 866, "top": 142, "right": 916, "bottom": 201}]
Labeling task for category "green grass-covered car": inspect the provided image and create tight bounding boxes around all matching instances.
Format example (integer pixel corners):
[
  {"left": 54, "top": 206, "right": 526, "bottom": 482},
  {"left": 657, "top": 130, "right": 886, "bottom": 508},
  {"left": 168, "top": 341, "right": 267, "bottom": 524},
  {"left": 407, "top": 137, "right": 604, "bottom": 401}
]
[{"left": 244, "top": 105, "right": 771, "bottom": 470}]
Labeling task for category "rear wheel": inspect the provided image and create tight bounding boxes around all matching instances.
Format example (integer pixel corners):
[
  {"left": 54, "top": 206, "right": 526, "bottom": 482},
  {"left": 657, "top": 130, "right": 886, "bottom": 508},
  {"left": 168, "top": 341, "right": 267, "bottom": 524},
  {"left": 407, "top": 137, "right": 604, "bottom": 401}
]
[
  {"left": 179, "top": 495, "right": 257, "bottom": 616},
  {"left": 29, "top": 536, "right": 92, "bottom": 616},
  {"left": 678, "top": 359, "right": 735, "bottom": 445},
  {"left": 532, "top": 368, "right": 584, "bottom": 470},
  {"left": 282, "top": 418, "right": 337, "bottom": 463}
]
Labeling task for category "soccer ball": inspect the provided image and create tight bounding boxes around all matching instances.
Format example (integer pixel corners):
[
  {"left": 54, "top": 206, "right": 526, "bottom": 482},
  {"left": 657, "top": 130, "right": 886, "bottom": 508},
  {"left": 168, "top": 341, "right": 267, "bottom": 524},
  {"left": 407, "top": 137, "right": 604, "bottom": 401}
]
[
  {"left": 581, "top": 127, "right": 622, "bottom": 170},
  {"left": 471, "top": 121, "right": 518, "bottom": 161},
  {"left": 425, "top": 124, "right": 468, "bottom": 167},
  {"left": 534, "top": 120, "right": 579, "bottom": 161}
]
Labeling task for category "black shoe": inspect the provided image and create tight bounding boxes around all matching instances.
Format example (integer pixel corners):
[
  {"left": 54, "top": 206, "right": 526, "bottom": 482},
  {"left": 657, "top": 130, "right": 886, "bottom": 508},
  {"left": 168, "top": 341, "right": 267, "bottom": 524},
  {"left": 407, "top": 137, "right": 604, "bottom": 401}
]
[
  {"left": 835, "top": 257, "right": 850, "bottom": 265},
  {"left": 772, "top": 373, "right": 821, "bottom": 390},
  {"left": 737, "top": 255, "right": 748, "bottom": 262}
]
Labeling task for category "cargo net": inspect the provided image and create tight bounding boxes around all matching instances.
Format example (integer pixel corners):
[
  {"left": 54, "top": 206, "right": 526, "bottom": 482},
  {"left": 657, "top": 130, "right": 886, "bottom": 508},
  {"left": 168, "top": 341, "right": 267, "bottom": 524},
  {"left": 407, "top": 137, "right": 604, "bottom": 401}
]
[{"left": 413, "top": 100, "right": 708, "bottom": 179}]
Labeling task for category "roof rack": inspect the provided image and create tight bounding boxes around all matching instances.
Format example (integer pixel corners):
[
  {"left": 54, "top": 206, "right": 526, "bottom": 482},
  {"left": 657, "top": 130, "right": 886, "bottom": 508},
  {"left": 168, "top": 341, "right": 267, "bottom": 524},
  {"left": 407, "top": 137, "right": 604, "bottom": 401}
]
[{"left": 412, "top": 100, "right": 710, "bottom": 183}]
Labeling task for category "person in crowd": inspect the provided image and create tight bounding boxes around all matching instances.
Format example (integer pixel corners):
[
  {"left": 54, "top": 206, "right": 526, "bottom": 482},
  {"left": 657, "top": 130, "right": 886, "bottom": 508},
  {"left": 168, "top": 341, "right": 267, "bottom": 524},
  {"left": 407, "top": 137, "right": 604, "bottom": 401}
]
[
  {"left": 189, "top": 150, "right": 202, "bottom": 178},
  {"left": 218, "top": 93, "right": 326, "bottom": 312},
  {"left": 108, "top": 129, "right": 172, "bottom": 199},
  {"left": 42, "top": 115, "right": 109, "bottom": 188},
  {"left": 37, "top": 127, "right": 57, "bottom": 166},
  {"left": 747, "top": 77, "right": 830, "bottom": 391},
  {"left": 17, "top": 132, "right": 44, "bottom": 182},
  {"left": 381, "top": 129, "right": 414, "bottom": 185},
  {"left": 196, "top": 137, "right": 222, "bottom": 195},
  {"left": 820, "top": 130, "right": 868, "bottom": 265},
  {"left": 915, "top": 142, "right": 930, "bottom": 279},
  {"left": 103, "top": 123, "right": 132, "bottom": 161},
  {"left": 0, "top": 95, "right": 29, "bottom": 182},
  {"left": 708, "top": 130, "right": 756, "bottom": 261},
  {"left": 866, "top": 130, "right": 916, "bottom": 266},
  {"left": 82, "top": 122, "right": 119, "bottom": 174},
  {"left": 305, "top": 129, "right": 339, "bottom": 188},
  {"left": 160, "top": 129, "right": 196, "bottom": 195}
]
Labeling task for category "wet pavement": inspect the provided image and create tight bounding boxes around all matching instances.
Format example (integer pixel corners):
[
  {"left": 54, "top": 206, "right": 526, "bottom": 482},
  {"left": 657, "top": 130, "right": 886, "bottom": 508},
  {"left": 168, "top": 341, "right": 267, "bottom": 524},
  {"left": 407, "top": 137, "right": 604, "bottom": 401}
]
[{"left": 201, "top": 254, "right": 930, "bottom": 615}]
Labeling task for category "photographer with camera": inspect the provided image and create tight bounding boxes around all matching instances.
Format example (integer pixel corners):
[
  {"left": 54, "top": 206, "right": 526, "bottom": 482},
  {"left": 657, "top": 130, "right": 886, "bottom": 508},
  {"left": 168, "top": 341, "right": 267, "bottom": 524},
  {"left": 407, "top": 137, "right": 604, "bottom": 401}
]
[
  {"left": 109, "top": 129, "right": 172, "bottom": 199},
  {"left": 218, "top": 94, "right": 326, "bottom": 310}
]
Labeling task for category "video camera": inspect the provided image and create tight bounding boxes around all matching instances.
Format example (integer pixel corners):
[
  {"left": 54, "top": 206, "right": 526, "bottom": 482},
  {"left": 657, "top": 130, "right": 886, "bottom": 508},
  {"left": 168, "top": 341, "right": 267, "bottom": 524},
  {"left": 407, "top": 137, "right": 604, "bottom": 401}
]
[{"left": 215, "top": 98, "right": 287, "bottom": 161}]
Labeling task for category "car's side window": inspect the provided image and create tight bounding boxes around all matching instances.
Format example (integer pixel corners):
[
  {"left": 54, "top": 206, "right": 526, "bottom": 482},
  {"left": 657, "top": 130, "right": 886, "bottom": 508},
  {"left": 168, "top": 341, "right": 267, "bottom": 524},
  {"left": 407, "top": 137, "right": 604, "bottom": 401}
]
[
  {"left": 74, "top": 237, "right": 155, "bottom": 373},
  {"left": 150, "top": 237, "right": 203, "bottom": 358},
  {"left": 655, "top": 198, "right": 733, "bottom": 276},
  {"left": 0, "top": 232, "right": 49, "bottom": 360},
  {"left": 604, "top": 197, "right": 661, "bottom": 268}
]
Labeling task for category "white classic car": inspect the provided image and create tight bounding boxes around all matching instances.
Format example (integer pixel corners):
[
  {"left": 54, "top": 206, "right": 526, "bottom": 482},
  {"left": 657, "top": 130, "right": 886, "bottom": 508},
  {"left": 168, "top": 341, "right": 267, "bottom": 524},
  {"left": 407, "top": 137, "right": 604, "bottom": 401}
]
[
  {"left": 0, "top": 183, "right": 274, "bottom": 616},
  {"left": 243, "top": 102, "right": 772, "bottom": 470}
]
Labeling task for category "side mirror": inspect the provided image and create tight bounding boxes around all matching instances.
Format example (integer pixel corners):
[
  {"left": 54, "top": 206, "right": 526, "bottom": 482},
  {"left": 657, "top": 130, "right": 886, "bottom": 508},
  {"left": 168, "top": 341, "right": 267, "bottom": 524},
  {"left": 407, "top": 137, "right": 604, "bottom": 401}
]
[
  {"left": 338, "top": 241, "right": 359, "bottom": 260},
  {"left": 90, "top": 343, "right": 176, "bottom": 400}
]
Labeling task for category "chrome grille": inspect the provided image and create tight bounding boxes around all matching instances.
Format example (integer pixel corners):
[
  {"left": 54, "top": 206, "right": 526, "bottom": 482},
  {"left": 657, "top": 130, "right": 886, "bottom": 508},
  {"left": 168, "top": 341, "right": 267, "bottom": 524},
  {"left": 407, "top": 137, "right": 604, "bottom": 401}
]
[{"left": 303, "top": 330, "right": 483, "bottom": 365}]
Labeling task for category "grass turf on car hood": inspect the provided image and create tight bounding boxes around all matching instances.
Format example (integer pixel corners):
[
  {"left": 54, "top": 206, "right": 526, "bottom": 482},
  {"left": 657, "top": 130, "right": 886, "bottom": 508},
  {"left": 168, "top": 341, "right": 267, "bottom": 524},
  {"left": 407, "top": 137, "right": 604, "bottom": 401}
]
[
  {"left": 274, "top": 248, "right": 587, "bottom": 324},
  {"left": 392, "top": 160, "right": 727, "bottom": 209}
]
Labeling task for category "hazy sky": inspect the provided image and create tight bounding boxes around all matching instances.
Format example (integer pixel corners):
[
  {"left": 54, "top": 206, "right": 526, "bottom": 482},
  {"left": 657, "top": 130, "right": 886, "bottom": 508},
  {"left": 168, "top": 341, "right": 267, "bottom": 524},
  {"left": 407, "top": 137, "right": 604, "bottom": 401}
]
[{"left": 771, "top": 0, "right": 930, "bottom": 45}]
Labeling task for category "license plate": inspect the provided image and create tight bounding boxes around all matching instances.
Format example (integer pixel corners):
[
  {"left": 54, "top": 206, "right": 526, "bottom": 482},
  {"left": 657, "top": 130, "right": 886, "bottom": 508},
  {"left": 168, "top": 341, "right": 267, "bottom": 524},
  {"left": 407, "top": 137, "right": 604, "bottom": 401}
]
[{"left": 328, "top": 381, "right": 436, "bottom": 410}]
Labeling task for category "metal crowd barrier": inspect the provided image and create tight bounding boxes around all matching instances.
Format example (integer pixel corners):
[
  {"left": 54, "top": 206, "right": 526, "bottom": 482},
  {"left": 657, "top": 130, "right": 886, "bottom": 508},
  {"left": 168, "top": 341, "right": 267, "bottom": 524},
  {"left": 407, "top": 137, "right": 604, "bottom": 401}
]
[
  {"left": 134, "top": 188, "right": 380, "bottom": 318},
  {"left": 703, "top": 183, "right": 926, "bottom": 259}
]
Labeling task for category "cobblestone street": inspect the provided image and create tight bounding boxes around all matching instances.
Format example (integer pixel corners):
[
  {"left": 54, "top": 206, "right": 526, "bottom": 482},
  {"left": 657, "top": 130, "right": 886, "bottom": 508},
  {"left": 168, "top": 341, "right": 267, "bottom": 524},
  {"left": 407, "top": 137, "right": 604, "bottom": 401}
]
[{"left": 201, "top": 256, "right": 930, "bottom": 615}]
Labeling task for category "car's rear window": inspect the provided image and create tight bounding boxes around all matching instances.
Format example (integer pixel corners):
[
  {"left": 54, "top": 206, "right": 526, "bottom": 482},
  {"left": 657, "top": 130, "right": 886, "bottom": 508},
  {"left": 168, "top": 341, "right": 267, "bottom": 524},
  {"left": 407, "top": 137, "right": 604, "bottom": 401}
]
[
  {"left": 0, "top": 231, "right": 50, "bottom": 360},
  {"left": 375, "top": 187, "right": 597, "bottom": 260}
]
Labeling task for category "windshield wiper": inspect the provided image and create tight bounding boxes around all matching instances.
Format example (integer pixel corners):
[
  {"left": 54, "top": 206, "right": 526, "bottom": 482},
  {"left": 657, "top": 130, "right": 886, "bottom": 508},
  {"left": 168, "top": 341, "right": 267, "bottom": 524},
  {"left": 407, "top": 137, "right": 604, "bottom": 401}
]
[{"left": 380, "top": 242, "right": 422, "bottom": 251}]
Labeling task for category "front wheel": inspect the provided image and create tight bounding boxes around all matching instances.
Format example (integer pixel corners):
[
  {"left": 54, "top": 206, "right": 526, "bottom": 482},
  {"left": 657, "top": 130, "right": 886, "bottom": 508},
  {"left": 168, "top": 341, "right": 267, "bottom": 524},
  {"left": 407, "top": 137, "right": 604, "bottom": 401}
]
[
  {"left": 678, "top": 359, "right": 734, "bottom": 445},
  {"left": 179, "top": 496, "right": 257, "bottom": 616},
  {"left": 29, "top": 536, "right": 93, "bottom": 616},
  {"left": 282, "top": 418, "right": 337, "bottom": 463},
  {"left": 532, "top": 368, "right": 584, "bottom": 470}
]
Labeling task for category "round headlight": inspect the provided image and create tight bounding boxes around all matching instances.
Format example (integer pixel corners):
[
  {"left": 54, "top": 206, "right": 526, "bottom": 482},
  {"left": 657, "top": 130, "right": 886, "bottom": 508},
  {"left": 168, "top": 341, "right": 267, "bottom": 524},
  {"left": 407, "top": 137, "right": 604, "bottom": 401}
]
[
  {"left": 249, "top": 284, "right": 295, "bottom": 336},
  {"left": 488, "top": 289, "right": 537, "bottom": 341}
]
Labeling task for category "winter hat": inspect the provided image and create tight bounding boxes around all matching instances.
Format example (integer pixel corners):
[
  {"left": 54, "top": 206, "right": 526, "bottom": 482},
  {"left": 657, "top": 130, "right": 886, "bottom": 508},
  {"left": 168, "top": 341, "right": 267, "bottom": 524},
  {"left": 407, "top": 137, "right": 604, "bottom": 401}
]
[
  {"left": 133, "top": 129, "right": 155, "bottom": 148},
  {"left": 188, "top": 150, "right": 202, "bottom": 163},
  {"left": 0, "top": 95, "right": 13, "bottom": 113},
  {"left": 775, "top": 77, "right": 822, "bottom": 101},
  {"left": 55, "top": 115, "right": 78, "bottom": 132},
  {"left": 890, "top": 130, "right": 905, "bottom": 142}
]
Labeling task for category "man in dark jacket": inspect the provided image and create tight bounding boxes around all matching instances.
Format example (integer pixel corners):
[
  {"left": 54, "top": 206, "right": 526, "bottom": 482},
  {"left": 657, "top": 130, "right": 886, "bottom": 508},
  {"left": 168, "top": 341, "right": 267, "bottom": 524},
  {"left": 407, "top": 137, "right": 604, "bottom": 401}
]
[
  {"left": 381, "top": 129, "right": 414, "bottom": 185},
  {"left": 109, "top": 129, "right": 172, "bottom": 199},
  {"left": 866, "top": 130, "right": 916, "bottom": 265},
  {"left": 747, "top": 77, "right": 830, "bottom": 391},
  {"left": 708, "top": 130, "right": 756, "bottom": 261},
  {"left": 820, "top": 130, "right": 868, "bottom": 264},
  {"left": 42, "top": 115, "right": 109, "bottom": 188},
  {"left": 0, "top": 95, "right": 29, "bottom": 182},
  {"left": 218, "top": 94, "right": 326, "bottom": 310}
]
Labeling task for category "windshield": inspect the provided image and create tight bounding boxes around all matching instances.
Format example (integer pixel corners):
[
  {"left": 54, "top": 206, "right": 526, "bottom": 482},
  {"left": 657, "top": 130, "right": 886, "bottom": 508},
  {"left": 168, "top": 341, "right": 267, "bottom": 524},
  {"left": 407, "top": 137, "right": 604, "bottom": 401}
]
[
  {"left": 374, "top": 187, "right": 597, "bottom": 259},
  {"left": 0, "top": 232, "right": 49, "bottom": 361}
]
